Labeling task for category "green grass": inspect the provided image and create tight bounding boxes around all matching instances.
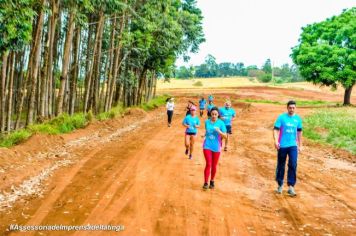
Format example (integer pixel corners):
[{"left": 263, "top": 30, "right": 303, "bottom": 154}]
[
  {"left": 96, "top": 104, "right": 125, "bottom": 121},
  {"left": 0, "top": 130, "right": 32, "bottom": 147},
  {"left": 0, "top": 96, "right": 170, "bottom": 148},
  {"left": 238, "top": 99, "right": 336, "bottom": 107},
  {"left": 140, "top": 95, "right": 169, "bottom": 111},
  {"left": 304, "top": 108, "right": 356, "bottom": 154},
  {"left": 28, "top": 113, "right": 88, "bottom": 134}
]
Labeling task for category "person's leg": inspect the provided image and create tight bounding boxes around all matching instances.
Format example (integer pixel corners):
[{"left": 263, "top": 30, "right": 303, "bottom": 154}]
[
  {"left": 189, "top": 135, "right": 195, "bottom": 159},
  {"left": 210, "top": 151, "right": 221, "bottom": 181},
  {"left": 276, "top": 148, "right": 288, "bottom": 187},
  {"left": 287, "top": 146, "right": 298, "bottom": 187},
  {"left": 184, "top": 135, "right": 190, "bottom": 155},
  {"left": 167, "top": 110, "right": 173, "bottom": 126},
  {"left": 203, "top": 149, "right": 213, "bottom": 185}
]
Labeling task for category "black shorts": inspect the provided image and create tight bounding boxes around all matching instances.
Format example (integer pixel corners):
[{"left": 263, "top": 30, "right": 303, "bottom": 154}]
[
  {"left": 185, "top": 132, "right": 197, "bottom": 136},
  {"left": 226, "top": 125, "right": 232, "bottom": 134}
]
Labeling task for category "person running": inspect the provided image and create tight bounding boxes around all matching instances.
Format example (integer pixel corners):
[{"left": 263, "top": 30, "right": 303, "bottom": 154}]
[
  {"left": 208, "top": 94, "right": 214, "bottom": 102},
  {"left": 198, "top": 97, "right": 206, "bottom": 117},
  {"left": 219, "top": 100, "right": 236, "bottom": 151},
  {"left": 186, "top": 100, "right": 195, "bottom": 116},
  {"left": 202, "top": 107, "right": 227, "bottom": 190},
  {"left": 206, "top": 100, "right": 215, "bottom": 118},
  {"left": 166, "top": 98, "right": 174, "bottom": 127},
  {"left": 182, "top": 106, "right": 200, "bottom": 159},
  {"left": 273, "top": 100, "right": 303, "bottom": 197}
]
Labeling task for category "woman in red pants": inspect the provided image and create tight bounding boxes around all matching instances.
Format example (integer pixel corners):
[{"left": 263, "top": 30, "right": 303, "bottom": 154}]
[{"left": 202, "top": 107, "right": 227, "bottom": 190}]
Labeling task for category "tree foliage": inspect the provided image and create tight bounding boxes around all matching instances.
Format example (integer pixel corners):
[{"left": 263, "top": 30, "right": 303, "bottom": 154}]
[{"left": 291, "top": 7, "right": 356, "bottom": 105}]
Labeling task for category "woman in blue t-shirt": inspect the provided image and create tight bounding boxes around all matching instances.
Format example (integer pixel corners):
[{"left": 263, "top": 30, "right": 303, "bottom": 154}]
[
  {"left": 182, "top": 106, "right": 201, "bottom": 159},
  {"left": 202, "top": 107, "right": 227, "bottom": 190}
]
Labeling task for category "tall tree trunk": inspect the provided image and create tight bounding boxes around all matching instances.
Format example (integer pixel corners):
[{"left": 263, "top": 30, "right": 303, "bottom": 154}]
[
  {"left": 92, "top": 12, "right": 105, "bottom": 114},
  {"left": 0, "top": 51, "right": 9, "bottom": 132},
  {"left": 69, "top": 26, "right": 80, "bottom": 115},
  {"left": 15, "top": 49, "right": 29, "bottom": 130},
  {"left": 343, "top": 85, "right": 353, "bottom": 105},
  {"left": 26, "top": 1, "right": 45, "bottom": 126},
  {"left": 104, "top": 16, "right": 117, "bottom": 112},
  {"left": 84, "top": 13, "right": 102, "bottom": 113},
  {"left": 47, "top": 0, "right": 58, "bottom": 118},
  {"left": 6, "top": 52, "right": 15, "bottom": 133},
  {"left": 56, "top": 11, "right": 75, "bottom": 116}
]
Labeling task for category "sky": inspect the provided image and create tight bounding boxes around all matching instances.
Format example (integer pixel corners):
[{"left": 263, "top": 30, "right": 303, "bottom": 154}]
[{"left": 176, "top": 0, "right": 356, "bottom": 68}]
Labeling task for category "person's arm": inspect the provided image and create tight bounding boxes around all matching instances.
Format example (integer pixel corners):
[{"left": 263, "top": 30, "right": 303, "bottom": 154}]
[
  {"left": 215, "top": 127, "right": 227, "bottom": 139},
  {"left": 297, "top": 131, "right": 302, "bottom": 152},
  {"left": 182, "top": 118, "right": 190, "bottom": 128},
  {"left": 297, "top": 118, "right": 303, "bottom": 152},
  {"left": 273, "top": 129, "right": 280, "bottom": 150}
]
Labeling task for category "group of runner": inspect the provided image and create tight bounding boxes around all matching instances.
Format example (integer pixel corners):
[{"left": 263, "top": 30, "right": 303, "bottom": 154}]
[{"left": 166, "top": 95, "right": 302, "bottom": 196}]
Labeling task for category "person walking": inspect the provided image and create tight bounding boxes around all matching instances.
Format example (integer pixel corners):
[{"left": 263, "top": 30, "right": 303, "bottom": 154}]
[
  {"left": 198, "top": 97, "right": 206, "bottom": 117},
  {"left": 202, "top": 107, "right": 227, "bottom": 190},
  {"left": 182, "top": 106, "right": 200, "bottom": 159},
  {"left": 166, "top": 98, "right": 175, "bottom": 127},
  {"left": 206, "top": 100, "right": 215, "bottom": 118},
  {"left": 273, "top": 100, "right": 303, "bottom": 197},
  {"left": 219, "top": 100, "right": 236, "bottom": 151}
]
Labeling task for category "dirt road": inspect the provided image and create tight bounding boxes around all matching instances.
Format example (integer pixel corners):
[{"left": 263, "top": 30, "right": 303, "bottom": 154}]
[{"left": 1, "top": 87, "right": 355, "bottom": 235}]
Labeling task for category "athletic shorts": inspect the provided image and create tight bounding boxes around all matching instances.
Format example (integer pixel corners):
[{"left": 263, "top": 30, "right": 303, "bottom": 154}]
[
  {"left": 185, "top": 132, "right": 197, "bottom": 136},
  {"left": 226, "top": 125, "right": 232, "bottom": 134}
]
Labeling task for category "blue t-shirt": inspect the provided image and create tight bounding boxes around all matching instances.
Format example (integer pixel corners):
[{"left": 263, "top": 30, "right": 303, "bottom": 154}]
[
  {"left": 208, "top": 95, "right": 214, "bottom": 101},
  {"left": 203, "top": 119, "right": 227, "bottom": 152},
  {"left": 274, "top": 113, "right": 303, "bottom": 148},
  {"left": 182, "top": 115, "right": 201, "bottom": 134},
  {"left": 207, "top": 103, "right": 215, "bottom": 112},
  {"left": 199, "top": 99, "right": 206, "bottom": 109},
  {"left": 219, "top": 107, "right": 236, "bottom": 126}
]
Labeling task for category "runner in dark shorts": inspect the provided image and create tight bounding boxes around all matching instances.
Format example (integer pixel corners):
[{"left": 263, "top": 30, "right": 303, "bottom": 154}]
[{"left": 182, "top": 106, "right": 200, "bottom": 159}]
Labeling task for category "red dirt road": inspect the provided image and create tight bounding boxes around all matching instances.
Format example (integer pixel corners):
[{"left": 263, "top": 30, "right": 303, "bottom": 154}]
[{"left": 0, "top": 87, "right": 355, "bottom": 235}]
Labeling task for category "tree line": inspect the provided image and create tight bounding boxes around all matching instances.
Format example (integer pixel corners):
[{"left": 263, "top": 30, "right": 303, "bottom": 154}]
[
  {"left": 0, "top": 0, "right": 205, "bottom": 134},
  {"left": 174, "top": 55, "right": 304, "bottom": 83}
]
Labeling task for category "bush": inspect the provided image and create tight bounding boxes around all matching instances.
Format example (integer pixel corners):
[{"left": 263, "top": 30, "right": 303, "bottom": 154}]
[
  {"left": 257, "top": 73, "right": 272, "bottom": 83},
  {"left": 193, "top": 81, "right": 203, "bottom": 86},
  {"left": 0, "top": 130, "right": 32, "bottom": 147}
]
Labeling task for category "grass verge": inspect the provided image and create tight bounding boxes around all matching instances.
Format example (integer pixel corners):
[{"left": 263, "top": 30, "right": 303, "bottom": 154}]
[
  {"left": 238, "top": 99, "right": 337, "bottom": 107},
  {"left": 304, "top": 107, "right": 356, "bottom": 154},
  {"left": 0, "top": 96, "right": 169, "bottom": 148}
]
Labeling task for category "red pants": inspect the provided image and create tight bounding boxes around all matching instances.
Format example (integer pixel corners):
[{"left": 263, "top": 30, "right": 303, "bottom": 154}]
[{"left": 203, "top": 149, "right": 221, "bottom": 183}]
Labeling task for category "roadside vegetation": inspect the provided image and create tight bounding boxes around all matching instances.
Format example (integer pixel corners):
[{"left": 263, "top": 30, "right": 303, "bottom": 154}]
[
  {"left": 238, "top": 99, "right": 337, "bottom": 107},
  {"left": 0, "top": 95, "right": 168, "bottom": 148},
  {"left": 304, "top": 108, "right": 356, "bottom": 154}
]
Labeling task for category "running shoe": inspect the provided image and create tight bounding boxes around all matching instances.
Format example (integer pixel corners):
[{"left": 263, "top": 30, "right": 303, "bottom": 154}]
[
  {"left": 185, "top": 149, "right": 188, "bottom": 155},
  {"left": 276, "top": 185, "right": 283, "bottom": 194},
  {"left": 287, "top": 186, "right": 297, "bottom": 197},
  {"left": 202, "top": 183, "right": 209, "bottom": 190},
  {"left": 189, "top": 154, "right": 192, "bottom": 159},
  {"left": 224, "top": 147, "right": 228, "bottom": 151},
  {"left": 209, "top": 180, "right": 215, "bottom": 189}
]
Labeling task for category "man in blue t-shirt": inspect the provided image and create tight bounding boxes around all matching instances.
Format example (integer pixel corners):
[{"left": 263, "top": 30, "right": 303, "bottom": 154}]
[
  {"left": 273, "top": 100, "right": 303, "bottom": 197},
  {"left": 199, "top": 97, "right": 206, "bottom": 117},
  {"left": 219, "top": 100, "right": 236, "bottom": 151}
]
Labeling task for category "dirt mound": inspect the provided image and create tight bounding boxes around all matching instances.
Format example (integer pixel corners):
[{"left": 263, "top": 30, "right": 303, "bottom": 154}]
[{"left": 124, "top": 107, "right": 148, "bottom": 117}]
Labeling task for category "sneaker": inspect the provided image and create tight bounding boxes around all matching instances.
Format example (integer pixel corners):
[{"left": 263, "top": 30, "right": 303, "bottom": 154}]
[
  {"left": 185, "top": 149, "right": 189, "bottom": 155},
  {"left": 287, "top": 186, "right": 297, "bottom": 197},
  {"left": 275, "top": 185, "right": 283, "bottom": 194},
  {"left": 224, "top": 147, "right": 228, "bottom": 151},
  {"left": 189, "top": 154, "right": 192, "bottom": 159},
  {"left": 203, "top": 183, "right": 209, "bottom": 190},
  {"left": 209, "top": 180, "right": 215, "bottom": 189}
]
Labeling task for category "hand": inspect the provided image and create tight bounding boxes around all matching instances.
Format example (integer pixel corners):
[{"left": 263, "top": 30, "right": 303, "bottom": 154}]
[
  {"left": 274, "top": 142, "right": 280, "bottom": 150},
  {"left": 298, "top": 146, "right": 303, "bottom": 153},
  {"left": 214, "top": 127, "right": 221, "bottom": 133}
]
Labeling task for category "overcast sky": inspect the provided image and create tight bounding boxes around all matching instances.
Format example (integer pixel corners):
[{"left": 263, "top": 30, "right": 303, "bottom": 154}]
[{"left": 176, "top": 0, "right": 356, "bottom": 67}]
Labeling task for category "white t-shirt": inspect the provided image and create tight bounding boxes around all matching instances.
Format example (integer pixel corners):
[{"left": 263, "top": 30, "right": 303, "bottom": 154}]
[{"left": 166, "top": 102, "right": 174, "bottom": 111}]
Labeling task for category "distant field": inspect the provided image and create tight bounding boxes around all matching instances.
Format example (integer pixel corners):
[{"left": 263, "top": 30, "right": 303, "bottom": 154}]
[
  {"left": 157, "top": 77, "right": 259, "bottom": 89},
  {"left": 157, "top": 77, "right": 345, "bottom": 96}
]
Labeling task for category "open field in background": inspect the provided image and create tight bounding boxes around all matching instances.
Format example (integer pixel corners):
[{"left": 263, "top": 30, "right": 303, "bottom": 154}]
[{"left": 157, "top": 77, "right": 349, "bottom": 97}]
